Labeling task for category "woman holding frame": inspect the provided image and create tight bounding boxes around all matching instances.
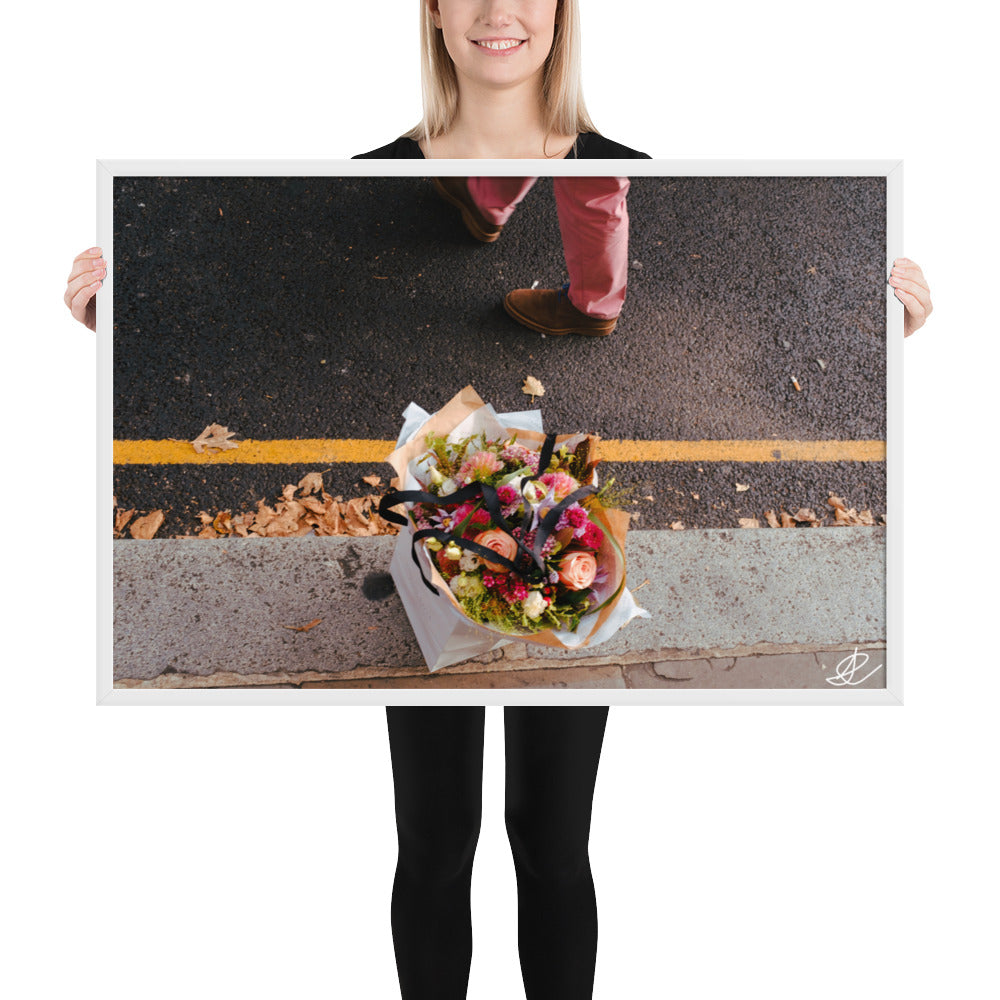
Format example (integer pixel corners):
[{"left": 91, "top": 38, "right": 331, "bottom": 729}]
[{"left": 64, "top": 3, "right": 932, "bottom": 999}]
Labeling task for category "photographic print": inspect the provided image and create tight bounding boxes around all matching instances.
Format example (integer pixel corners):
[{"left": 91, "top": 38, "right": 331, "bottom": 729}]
[{"left": 101, "top": 162, "right": 900, "bottom": 701}]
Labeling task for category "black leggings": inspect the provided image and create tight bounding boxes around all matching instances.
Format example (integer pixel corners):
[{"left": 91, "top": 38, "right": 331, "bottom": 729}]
[{"left": 386, "top": 705, "right": 610, "bottom": 1000}]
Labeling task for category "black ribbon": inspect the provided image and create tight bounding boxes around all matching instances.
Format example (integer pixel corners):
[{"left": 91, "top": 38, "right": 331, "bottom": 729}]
[{"left": 379, "top": 432, "right": 598, "bottom": 596}]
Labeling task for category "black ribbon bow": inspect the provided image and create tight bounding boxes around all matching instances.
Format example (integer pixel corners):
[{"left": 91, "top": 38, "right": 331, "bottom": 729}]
[{"left": 379, "top": 432, "right": 597, "bottom": 596}]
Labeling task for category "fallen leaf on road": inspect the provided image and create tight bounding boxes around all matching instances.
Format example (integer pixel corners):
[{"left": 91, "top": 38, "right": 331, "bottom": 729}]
[
  {"left": 345, "top": 497, "right": 378, "bottom": 535},
  {"left": 130, "top": 510, "right": 164, "bottom": 539},
  {"left": 192, "top": 423, "right": 238, "bottom": 454},
  {"left": 362, "top": 475, "right": 382, "bottom": 487},
  {"left": 282, "top": 618, "right": 322, "bottom": 633},
  {"left": 298, "top": 472, "right": 325, "bottom": 495},
  {"left": 670, "top": 520, "right": 684, "bottom": 530},
  {"left": 764, "top": 510, "right": 781, "bottom": 528},
  {"left": 522, "top": 375, "right": 545, "bottom": 401},
  {"left": 114, "top": 507, "right": 136, "bottom": 536},
  {"left": 212, "top": 510, "right": 234, "bottom": 534},
  {"left": 191, "top": 471, "right": 400, "bottom": 539},
  {"left": 738, "top": 517, "right": 761, "bottom": 528},
  {"left": 735, "top": 483, "right": 749, "bottom": 492}
]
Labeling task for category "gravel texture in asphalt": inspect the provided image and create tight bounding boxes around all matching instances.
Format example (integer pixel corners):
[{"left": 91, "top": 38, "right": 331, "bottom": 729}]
[{"left": 112, "top": 174, "right": 887, "bottom": 535}]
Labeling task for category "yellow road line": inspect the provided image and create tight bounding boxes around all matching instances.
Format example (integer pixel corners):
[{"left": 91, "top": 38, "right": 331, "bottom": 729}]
[{"left": 113, "top": 438, "right": 886, "bottom": 465}]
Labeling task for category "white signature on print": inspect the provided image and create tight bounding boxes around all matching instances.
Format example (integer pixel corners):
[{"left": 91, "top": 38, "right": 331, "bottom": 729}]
[{"left": 821, "top": 647, "right": 884, "bottom": 686}]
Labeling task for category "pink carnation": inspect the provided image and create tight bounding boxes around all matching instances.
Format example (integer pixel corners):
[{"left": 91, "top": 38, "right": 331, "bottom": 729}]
[
  {"left": 496, "top": 484, "right": 519, "bottom": 505},
  {"left": 578, "top": 521, "right": 605, "bottom": 550},
  {"left": 540, "top": 471, "right": 580, "bottom": 502},
  {"left": 457, "top": 450, "right": 504, "bottom": 483},
  {"left": 557, "top": 504, "right": 588, "bottom": 531},
  {"left": 500, "top": 443, "right": 540, "bottom": 473}
]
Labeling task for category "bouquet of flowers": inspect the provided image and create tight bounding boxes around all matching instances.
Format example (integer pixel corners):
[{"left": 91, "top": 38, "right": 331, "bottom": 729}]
[{"left": 381, "top": 387, "right": 648, "bottom": 670}]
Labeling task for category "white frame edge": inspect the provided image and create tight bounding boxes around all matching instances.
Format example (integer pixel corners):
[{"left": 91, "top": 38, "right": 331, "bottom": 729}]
[{"left": 96, "top": 158, "right": 902, "bottom": 707}]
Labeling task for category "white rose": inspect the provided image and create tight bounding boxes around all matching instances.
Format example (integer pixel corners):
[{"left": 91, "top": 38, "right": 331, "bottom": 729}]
[
  {"left": 429, "top": 466, "right": 445, "bottom": 485},
  {"left": 459, "top": 551, "right": 480, "bottom": 572},
  {"left": 523, "top": 590, "right": 548, "bottom": 619},
  {"left": 444, "top": 542, "right": 463, "bottom": 561},
  {"left": 516, "top": 477, "right": 541, "bottom": 504},
  {"left": 440, "top": 477, "right": 458, "bottom": 496}
]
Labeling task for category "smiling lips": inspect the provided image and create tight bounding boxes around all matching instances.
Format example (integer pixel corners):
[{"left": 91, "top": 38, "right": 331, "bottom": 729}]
[{"left": 472, "top": 37, "right": 526, "bottom": 52}]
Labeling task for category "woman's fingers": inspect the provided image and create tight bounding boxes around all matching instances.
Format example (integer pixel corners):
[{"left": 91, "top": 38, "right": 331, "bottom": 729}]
[
  {"left": 68, "top": 247, "right": 106, "bottom": 284},
  {"left": 890, "top": 257, "right": 929, "bottom": 291},
  {"left": 64, "top": 265, "right": 105, "bottom": 309},
  {"left": 65, "top": 247, "right": 105, "bottom": 329},
  {"left": 67, "top": 279, "right": 100, "bottom": 330},
  {"left": 893, "top": 285, "right": 931, "bottom": 337},
  {"left": 889, "top": 257, "right": 932, "bottom": 337}
]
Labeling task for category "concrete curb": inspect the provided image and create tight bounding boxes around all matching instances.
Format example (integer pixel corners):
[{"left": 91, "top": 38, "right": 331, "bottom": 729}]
[{"left": 113, "top": 528, "right": 885, "bottom": 687}]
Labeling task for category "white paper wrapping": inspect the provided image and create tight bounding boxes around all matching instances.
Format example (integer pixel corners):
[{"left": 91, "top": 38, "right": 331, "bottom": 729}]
[{"left": 389, "top": 399, "right": 651, "bottom": 671}]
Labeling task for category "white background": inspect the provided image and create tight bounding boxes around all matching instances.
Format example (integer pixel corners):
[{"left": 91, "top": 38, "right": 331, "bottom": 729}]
[{"left": 4, "top": 2, "right": 996, "bottom": 998}]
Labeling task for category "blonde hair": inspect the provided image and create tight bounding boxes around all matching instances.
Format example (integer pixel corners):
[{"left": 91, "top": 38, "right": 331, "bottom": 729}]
[{"left": 404, "top": 0, "right": 598, "bottom": 150}]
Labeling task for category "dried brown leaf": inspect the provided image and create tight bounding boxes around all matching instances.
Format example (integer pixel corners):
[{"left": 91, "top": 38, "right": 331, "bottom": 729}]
[
  {"left": 298, "top": 472, "right": 325, "bottom": 495},
  {"left": 827, "top": 494, "right": 847, "bottom": 511},
  {"left": 115, "top": 508, "right": 136, "bottom": 535},
  {"left": 779, "top": 510, "right": 795, "bottom": 528},
  {"left": 231, "top": 513, "right": 254, "bottom": 537},
  {"left": 282, "top": 618, "right": 322, "bottom": 633},
  {"left": 279, "top": 499, "right": 306, "bottom": 520},
  {"left": 362, "top": 474, "right": 382, "bottom": 487},
  {"left": 522, "top": 375, "right": 545, "bottom": 400},
  {"left": 791, "top": 508, "right": 820, "bottom": 524},
  {"left": 344, "top": 497, "right": 377, "bottom": 535},
  {"left": 738, "top": 517, "right": 761, "bottom": 528},
  {"left": 212, "top": 510, "right": 234, "bottom": 535},
  {"left": 130, "top": 510, "right": 165, "bottom": 539},
  {"left": 299, "top": 496, "right": 329, "bottom": 515},
  {"left": 735, "top": 483, "right": 750, "bottom": 492},
  {"left": 669, "top": 520, "right": 684, "bottom": 530},
  {"left": 309, "top": 503, "right": 344, "bottom": 537},
  {"left": 764, "top": 510, "right": 780, "bottom": 528},
  {"left": 192, "top": 423, "right": 238, "bottom": 454}
]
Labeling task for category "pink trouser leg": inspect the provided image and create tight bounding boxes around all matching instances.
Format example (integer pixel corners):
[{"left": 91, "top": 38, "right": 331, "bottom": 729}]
[
  {"left": 466, "top": 176, "right": 631, "bottom": 320},
  {"left": 466, "top": 177, "right": 538, "bottom": 225},
  {"left": 554, "top": 176, "right": 630, "bottom": 319}
]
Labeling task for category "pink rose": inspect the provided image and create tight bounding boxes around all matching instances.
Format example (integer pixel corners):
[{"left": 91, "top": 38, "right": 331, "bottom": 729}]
[
  {"left": 473, "top": 529, "right": 518, "bottom": 572},
  {"left": 557, "top": 550, "right": 598, "bottom": 591}
]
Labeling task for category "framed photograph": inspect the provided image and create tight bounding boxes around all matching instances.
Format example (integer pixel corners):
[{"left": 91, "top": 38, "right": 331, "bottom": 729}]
[{"left": 98, "top": 159, "right": 901, "bottom": 704}]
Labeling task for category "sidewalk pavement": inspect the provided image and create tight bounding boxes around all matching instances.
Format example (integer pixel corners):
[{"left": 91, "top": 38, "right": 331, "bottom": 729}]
[{"left": 112, "top": 528, "right": 886, "bottom": 690}]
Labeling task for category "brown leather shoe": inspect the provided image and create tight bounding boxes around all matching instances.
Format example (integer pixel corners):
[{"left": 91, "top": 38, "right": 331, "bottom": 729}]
[
  {"left": 432, "top": 177, "right": 504, "bottom": 243},
  {"left": 503, "top": 287, "right": 618, "bottom": 337}
]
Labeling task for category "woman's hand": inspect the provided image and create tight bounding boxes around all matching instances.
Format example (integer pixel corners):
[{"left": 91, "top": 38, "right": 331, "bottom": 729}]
[
  {"left": 65, "top": 247, "right": 106, "bottom": 331},
  {"left": 889, "top": 257, "right": 932, "bottom": 337}
]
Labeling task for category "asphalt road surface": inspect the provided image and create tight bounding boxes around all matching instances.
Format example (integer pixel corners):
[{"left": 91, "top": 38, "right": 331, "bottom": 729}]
[{"left": 112, "top": 174, "right": 887, "bottom": 535}]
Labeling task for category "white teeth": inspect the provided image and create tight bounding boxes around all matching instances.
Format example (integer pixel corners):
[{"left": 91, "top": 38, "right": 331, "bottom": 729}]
[{"left": 476, "top": 39, "right": 523, "bottom": 50}]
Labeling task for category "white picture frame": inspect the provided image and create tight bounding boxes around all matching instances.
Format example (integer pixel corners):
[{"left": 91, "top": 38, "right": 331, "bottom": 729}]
[{"left": 97, "top": 158, "right": 902, "bottom": 705}]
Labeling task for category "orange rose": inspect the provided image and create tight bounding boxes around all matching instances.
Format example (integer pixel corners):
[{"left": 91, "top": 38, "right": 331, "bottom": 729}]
[
  {"left": 557, "top": 550, "right": 597, "bottom": 591},
  {"left": 473, "top": 529, "right": 518, "bottom": 572}
]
